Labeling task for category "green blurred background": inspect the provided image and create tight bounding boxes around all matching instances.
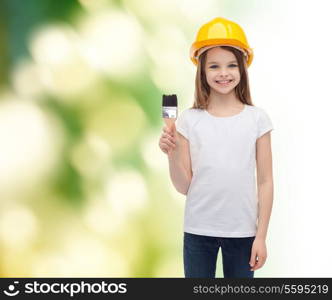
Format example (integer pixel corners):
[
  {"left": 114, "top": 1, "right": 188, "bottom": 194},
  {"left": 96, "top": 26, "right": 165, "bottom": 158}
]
[{"left": 0, "top": 0, "right": 288, "bottom": 277}]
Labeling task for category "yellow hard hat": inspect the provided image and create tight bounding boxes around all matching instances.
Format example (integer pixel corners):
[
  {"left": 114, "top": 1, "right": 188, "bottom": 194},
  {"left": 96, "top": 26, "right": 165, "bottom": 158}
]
[{"left": 190, "top": 17, "right": 254, "bottom": 67}]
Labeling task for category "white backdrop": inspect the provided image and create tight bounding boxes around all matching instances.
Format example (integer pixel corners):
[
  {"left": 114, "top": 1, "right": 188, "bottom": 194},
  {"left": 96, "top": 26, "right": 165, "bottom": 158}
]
[{"left": 182, "top": 0, "right": 332, "bottom": 277}]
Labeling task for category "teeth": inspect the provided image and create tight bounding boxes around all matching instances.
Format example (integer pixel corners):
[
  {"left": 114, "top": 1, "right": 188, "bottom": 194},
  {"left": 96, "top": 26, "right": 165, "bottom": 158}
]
[{"left": 216, "top": 80, "right": 232, "bottom": 83}]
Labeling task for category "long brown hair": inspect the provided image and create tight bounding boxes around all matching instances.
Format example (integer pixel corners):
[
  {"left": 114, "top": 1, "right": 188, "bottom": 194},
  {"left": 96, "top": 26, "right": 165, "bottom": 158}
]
[{"left": 191, "top": 46, "right": 254, "bottom": 109}]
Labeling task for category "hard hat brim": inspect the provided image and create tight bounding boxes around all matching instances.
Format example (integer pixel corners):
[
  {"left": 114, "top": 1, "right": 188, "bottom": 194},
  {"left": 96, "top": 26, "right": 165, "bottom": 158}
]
[{"left": 190, "top": 39, "right": 253, "bottom": 67}]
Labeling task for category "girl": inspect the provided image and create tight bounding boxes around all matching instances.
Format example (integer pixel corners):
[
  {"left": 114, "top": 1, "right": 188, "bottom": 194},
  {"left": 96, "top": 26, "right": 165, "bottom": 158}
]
[{"left": 159, "top": 17, "right": 274, "bottom": 278}]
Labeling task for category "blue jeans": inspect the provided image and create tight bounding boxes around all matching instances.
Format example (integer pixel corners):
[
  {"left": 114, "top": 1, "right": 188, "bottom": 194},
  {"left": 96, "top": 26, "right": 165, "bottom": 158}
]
[{"left": 183, "top": 232, "right": 255, "bottom": 278}]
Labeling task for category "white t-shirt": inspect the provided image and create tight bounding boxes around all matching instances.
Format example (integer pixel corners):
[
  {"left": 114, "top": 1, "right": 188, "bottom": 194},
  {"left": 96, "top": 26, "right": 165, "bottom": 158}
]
[{"left": 175, "top": 104, "right": 273, "bottom": 237}]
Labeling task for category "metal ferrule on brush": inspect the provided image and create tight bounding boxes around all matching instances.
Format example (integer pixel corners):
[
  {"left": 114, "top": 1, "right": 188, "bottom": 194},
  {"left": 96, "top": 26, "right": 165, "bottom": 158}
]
[{"left": 162, "top": 106, "right": 177, "bottom": 118}]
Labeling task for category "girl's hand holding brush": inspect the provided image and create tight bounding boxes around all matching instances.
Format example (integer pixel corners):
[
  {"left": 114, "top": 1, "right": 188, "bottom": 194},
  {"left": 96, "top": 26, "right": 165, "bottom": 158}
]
[{"left": 159, "top": 124, "right": 178, "bottom": 155}]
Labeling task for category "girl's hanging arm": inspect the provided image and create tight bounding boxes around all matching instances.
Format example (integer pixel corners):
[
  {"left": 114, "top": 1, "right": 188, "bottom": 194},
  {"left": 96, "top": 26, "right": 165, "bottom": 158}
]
[
  {"left": 168, "top": 131, "right": 193, "bottom": 195},
  {"left": 255, "top": 131, "right": 274, "bottom": 241}
]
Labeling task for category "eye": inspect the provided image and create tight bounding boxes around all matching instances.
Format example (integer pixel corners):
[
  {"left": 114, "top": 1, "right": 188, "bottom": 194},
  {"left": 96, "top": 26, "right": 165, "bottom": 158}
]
[{"left": 209, "top": 64, "right": 238, "bottom": 69}]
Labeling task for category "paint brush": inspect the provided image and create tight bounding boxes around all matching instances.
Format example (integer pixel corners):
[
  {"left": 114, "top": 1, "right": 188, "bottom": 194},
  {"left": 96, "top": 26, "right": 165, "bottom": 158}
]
[{"left": 162, "top": 94, "right": 178, "bottom": 154}]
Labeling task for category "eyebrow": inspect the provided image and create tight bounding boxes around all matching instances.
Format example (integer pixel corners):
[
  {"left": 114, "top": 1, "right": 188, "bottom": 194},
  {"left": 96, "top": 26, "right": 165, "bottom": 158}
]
[{"left": 207, "top": 60, "right": 237, "bottom": 64}]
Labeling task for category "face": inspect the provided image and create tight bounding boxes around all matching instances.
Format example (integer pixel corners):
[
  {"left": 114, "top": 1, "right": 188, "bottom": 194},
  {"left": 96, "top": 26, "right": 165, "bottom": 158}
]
[{"left": 204, "top": 47, "right": 241, "bottom": 95}]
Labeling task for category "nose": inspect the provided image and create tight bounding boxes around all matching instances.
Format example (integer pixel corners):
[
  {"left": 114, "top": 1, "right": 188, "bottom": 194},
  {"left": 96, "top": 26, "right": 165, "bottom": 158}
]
[{"left": 217, "top": 68, "right": 230, "bottom": 77}]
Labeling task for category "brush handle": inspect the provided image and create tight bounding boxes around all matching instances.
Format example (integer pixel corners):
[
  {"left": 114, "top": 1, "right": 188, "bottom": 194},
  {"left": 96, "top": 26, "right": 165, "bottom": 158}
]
[{"left": 163, "top": 118, "right": 175, "bottom": 131}]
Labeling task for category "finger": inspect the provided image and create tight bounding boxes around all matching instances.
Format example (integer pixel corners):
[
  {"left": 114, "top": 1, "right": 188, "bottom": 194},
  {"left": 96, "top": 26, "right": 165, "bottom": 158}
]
[
  {"left": 160, "top": 142, "right": 175, "bottom": 153},
  {"left": 167, "top": 134, "right": 176, "bottom": 143},
  {"left": 162, "top": 133, "right": 175, "bottom": 141},
  {"left": 163, "top": 130, "right": 174, "bottom": 139},
  {"left": 164, "top": 134, "right": 176, "bottom": 144},
  {"left": 251, "top": 255, "right": 266, "bottom": 271},
  {"left": 159, "top": 141, "right": 168, "bottom": 152},
  {"left": 251, "top": 258, "right": 263, "bottom": 271},
  {"left": 250, "top": 260, "right": 258, "bottom": 271},
  {"left": 249, "top": 250, "right": 257, "bottom": 268},
  {"left": 171, "top": 125, "right": 177, "bottom": 135},
  {"left": 163, "top": 126, "right": 173, "bottom": 135},
  {"left": 161, "top": 138, "right": 176, "bottom": 148},
  {"left": 162, "top": 126, "right": 169, "bottom": 134},
  {"left": 251, "top": 260, "right": 259, "bottom": 271},
  {"left": 160, "top": 141, "right": 169, "bottom": 149},
  {"left": 255, "top": 256, "right": 267, "bottom": 270},
  {"left": 169, "top": 124, "right": 176, "bottom": 135}
]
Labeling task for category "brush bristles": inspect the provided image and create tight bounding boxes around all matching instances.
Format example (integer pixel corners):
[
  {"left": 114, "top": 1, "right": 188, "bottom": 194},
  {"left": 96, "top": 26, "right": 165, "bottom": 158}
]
[{"left": 162, "top": 94, "right": 178, "bottom": 107}]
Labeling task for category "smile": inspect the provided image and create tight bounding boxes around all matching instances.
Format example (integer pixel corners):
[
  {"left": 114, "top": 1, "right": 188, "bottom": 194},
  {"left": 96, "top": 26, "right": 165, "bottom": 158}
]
[{"left": 215, "top": 80, "right": 233, "bottom": 86}]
